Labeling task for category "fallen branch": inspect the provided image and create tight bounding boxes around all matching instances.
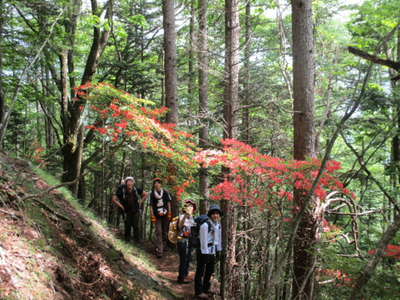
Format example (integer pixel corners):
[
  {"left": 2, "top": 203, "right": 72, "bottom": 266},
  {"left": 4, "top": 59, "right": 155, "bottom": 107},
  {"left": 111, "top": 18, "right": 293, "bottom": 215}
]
[
  {"left": 0, "top": 208, "right": 21, "bottom": 219},
  {"left": 19, "top": 178, "right": 79, "bottom": 202},
  {"left": 33, "top": 198, "right": 70, "bottom": 222}
]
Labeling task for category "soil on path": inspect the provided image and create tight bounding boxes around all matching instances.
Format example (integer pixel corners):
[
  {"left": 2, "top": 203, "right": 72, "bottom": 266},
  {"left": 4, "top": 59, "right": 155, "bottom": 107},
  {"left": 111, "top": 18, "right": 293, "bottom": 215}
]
[{"left": 143, "top": 241, "right": 221, "bottom": 300}]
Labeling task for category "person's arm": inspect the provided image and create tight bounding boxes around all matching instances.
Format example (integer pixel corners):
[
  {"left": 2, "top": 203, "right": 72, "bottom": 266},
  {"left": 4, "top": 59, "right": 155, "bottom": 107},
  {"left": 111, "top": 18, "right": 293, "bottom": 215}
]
[
  {"left": 141, "top": 191, "right": 148, "bottom": 206},
  {"left": 178, "top": 214, "right": 187, "bottom": 230},
  {"left": 200, "top": 223, "right": 209, "bottom": 254},
  {"left": 149, "top": 193, "right": 156, "bottom": 223},
  {"left": 112, "top": 194, "right": 124, "bottom": 210},
  {"left": 167, "top": 201, "right": 172, "bottom": 220}
]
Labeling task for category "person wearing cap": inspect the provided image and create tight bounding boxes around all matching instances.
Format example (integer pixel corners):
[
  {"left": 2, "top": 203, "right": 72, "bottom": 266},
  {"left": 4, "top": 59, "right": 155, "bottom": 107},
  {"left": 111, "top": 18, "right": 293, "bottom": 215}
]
[
  {"left": 176, "top": 199, "right": 197, "bottom": 284},
  {"left": 149, "top": 178, "right": 173, "bottom": 258},
  {"left": 194, "top": 204, "right": 223, "bottom": 299},
  {"left": 112, "top": 176, "right": 147, "bottom": 242}
]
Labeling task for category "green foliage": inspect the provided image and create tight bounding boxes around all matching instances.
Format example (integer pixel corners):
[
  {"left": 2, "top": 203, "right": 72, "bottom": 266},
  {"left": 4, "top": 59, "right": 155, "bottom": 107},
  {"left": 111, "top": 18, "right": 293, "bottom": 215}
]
[{"left": 3, "top": 0, "right": 400, "bottom": 298}]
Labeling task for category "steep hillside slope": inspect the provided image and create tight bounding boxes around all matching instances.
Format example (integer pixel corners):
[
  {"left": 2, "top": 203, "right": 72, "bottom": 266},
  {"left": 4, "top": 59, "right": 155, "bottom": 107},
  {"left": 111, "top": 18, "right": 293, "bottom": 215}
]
[{"left": 0, "top": 151, "right": 186, "bottom": 300}]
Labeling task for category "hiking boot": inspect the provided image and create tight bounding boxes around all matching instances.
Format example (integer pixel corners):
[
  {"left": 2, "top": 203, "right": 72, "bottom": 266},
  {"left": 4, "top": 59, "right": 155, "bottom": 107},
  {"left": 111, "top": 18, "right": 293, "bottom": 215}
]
[{"left": 196, "top": 293, "right": 209, "bottom": 299}]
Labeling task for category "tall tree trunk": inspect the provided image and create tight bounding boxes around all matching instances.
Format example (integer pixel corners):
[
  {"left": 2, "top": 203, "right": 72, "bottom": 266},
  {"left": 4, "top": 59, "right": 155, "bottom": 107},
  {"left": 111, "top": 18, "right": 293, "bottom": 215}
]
[
  {"left": 390, "top": 27, "right": 400, "bottom": 220},
  {"left": 188, "top": 0, "right": 195, "bottom": 102},
  {"left": 291, "top": 0, "right": 316, "bottom": 299},
  {"left": 40, "top": 63, "right": 57, "bottom": 149},
  {"left": 221, "top": 0, "right": 240, "bottom": 298},
  {"left": 162, "top": 0, "right": 179, "bottom": 216},
  {"left": 198, "top": 0, "right": 209, "bottom": 214},
  {"left": 241, "top": 1, "right": 251, "bottom": 144},
  {"left": 0, "top": 0, "right": 5, "bottom": 139},
  {"left": 241, "top": 4, "right": 252, "bottom": 298},
  {"left": 0, "top": 1, "right": 7, "bottom": 148},
  {"left": 62, "top": 0, "right": 111, "bottom": 197},
  {"left": 162, "top": 0, "right": 178, "bottom": 125}
]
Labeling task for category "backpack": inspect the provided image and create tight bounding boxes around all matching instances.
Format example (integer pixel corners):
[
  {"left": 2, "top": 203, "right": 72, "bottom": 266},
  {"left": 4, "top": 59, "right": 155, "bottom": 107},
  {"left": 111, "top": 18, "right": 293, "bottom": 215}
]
[
  {"left": 189, "top": 215, "right": 212, "bottom": 248},
  {"left": 168, "top": 216, "right": 180, "bottom": 244}
]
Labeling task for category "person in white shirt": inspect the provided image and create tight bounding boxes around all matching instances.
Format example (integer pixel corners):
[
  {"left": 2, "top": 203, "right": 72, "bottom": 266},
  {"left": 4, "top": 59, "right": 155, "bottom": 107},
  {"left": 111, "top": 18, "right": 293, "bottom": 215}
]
[
  {"left": 176, "top": 199, "right": 197, "bottom": 284},
  {"left": 149, "top": 178, "right": 172, "bottom": 258},
  {"left": 194, "top": 204, "right": 223, "bottom": 299}
]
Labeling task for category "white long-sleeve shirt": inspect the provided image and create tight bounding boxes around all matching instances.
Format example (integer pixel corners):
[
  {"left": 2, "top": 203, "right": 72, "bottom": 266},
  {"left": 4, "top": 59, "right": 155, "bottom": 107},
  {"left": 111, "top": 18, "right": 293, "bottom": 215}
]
[{"left": 200, "top": 220, "right": 222, "bottom": 255}]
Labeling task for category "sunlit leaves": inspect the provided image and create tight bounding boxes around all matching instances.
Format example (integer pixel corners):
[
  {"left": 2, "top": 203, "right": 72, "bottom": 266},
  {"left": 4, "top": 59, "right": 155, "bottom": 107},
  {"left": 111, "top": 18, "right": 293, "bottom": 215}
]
[{"left": 79, "top": 82, "right": 198, "bottom": 198}]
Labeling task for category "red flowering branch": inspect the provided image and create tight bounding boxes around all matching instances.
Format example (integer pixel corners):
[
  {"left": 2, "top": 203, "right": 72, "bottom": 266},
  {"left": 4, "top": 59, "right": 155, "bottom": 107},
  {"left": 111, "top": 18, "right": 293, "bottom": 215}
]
[
  {"left": 196, "top": 139, "right": 351, "bottom": 213},
  {"left": 80, "top": 83, "right": 199, "bottom": 199}
]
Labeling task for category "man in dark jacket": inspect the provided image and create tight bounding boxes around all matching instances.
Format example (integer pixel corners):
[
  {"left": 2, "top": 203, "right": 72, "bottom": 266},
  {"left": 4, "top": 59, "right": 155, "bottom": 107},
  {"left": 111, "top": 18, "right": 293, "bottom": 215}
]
[
  {"left": 149, "top": 178, "right": 172, "bottom": 258},
  {"left": 112, "top": 176, "right": 147, "bottom": 242}
]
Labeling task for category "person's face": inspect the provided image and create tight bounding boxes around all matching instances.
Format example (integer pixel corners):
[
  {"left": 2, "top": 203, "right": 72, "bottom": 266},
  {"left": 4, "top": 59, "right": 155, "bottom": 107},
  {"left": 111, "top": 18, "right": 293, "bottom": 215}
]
[
  {"left": 126, "top": 179, "right": 134, "bottom": 189},
  {"left": 154, "top": 181, "right": 162, "bottom": 191},
  {"left": 185, "top": 204, "right": 194, "bottom": 215},
  {"left": 211, "top": 211, "right": 221, "bottom": 222}
]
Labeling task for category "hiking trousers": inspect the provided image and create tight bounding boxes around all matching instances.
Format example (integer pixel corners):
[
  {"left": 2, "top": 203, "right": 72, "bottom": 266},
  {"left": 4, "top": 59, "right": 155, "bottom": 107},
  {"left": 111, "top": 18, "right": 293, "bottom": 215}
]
[
  {"left": 195, "top": 250, "right": 215, "bottom": 295},
  {"left": 125, "top": 210, "right": 140, "bottom": 242},
  {"left": 177, "top": 239, "right": 192, "bottom": 280},
  {"left": 155, "top": 216, "right": 169, "bottom": 256}
]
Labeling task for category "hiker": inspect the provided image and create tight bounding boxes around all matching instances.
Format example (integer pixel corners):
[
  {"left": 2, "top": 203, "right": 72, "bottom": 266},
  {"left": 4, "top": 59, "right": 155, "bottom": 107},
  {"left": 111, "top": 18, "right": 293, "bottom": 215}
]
[
  {"left": 150, "top": 178, "right": 172, "bottom": 258},
  {"left": 112, "top": 176, "right": 147, "bottom": 242},
  {"left": 194, "top": 204, "right": 223, "bottom": 299},
  {"left": 114, "top": 179, "right": 125, "bottom": 228},
  {"left": 176, "top": 199, "right": 197, "bottom": 284}
]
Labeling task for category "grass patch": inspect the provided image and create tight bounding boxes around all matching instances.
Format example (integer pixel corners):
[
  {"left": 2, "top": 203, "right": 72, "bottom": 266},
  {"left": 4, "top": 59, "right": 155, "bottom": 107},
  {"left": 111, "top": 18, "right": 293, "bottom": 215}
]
[{"left": 32, "top": 166, "right": 157, "bottom": 272}]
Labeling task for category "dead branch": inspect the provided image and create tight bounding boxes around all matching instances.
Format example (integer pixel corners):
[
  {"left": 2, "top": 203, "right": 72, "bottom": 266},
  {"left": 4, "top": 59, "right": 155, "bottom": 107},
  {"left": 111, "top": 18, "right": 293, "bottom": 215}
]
[
  {"left": 326, "top": 210, "right": 381, "bottom": 216},
  {"left": 350, "top": 213, "right": 400, "bottom": 299},
  {"left": 348, "top": 46, "right": 400, "bottom": 70},
  {"left": 33, "top": 199, "right": 70, "bottom": 221},
  {"left": 19, "top": 178, "right": 79, "bottom": 202}
]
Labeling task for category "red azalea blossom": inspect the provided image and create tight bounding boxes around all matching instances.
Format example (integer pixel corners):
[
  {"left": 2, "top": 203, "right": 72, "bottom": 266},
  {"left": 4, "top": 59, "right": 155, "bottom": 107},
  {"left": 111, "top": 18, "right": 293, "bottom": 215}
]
[
  {"left": 368, "top": 244, "right": 400, "bottom": 259},
  {"left": 83, "top": 83, "right": 351, "bottom": 208}
]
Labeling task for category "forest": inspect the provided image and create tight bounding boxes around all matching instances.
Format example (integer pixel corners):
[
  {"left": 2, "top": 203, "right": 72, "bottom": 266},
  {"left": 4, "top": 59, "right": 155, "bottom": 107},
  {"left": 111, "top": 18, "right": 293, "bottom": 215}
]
[{"left": 1, "top": 0, "right": 400, "bottom": 299}]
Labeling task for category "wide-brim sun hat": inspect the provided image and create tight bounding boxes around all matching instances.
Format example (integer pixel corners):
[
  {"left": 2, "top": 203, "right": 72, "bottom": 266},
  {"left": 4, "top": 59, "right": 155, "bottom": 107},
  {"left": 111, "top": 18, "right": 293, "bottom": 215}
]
[
  {"left": 153, "top": 177, "right": 163, "bottom": 184},
  {"left": 184, "top": 199, "right": 197, "bottom": 212},
  {"left": 207, "top": 204, "right": 223, "bottom": 217}
]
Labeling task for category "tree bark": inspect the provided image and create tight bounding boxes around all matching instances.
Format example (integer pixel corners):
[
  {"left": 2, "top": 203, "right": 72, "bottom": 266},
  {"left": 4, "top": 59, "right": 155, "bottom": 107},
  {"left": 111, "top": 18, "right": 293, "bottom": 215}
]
[
  {"left": 61, "top": 0, "right": 111, "bottom": 197},
  {"left": 241, "top": 3, "right": 252, "bottom": 298},
  {"left": 198, "top": 0, "right": 209, "bottom": 214},
  {"left": 291, "top": 0, "right": 316, "bottom": 299},
  {"left": 390, "top": 27, "right": 400, "bottom": 217},
  {"left": 188, "top": 0, "right": 195, "bottom": 102},
  {"left": 221, "top": 0, "right": 240, "bottom": 298},
  {"left": 241, "top": 1, "right": 251, "bottom": 144},
  {"left": 0, "top": 1, "right": 5, "bottom": 136},
  {"left": 162, "top": 0, "right": 179, "bottom": 216},
  {"left": 162, "top": 0, "right": 178, "bottom": 125}
]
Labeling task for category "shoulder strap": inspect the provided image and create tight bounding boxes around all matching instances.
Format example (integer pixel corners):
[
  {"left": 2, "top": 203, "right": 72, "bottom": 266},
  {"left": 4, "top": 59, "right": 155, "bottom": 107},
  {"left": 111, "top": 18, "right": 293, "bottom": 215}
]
[
  {"left": 206, "top": 220, "right": 213, "bottom": 233},
  {"left": 134, "top": 187, "right": 140, "bottom": 200}
]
